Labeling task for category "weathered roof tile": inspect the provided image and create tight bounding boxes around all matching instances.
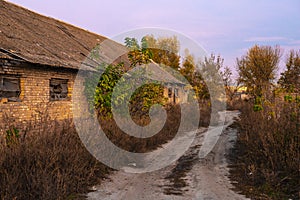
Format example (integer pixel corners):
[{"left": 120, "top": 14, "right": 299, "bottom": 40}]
[{"left": 0, "top": 0, "right": 128, "bottom": 69}]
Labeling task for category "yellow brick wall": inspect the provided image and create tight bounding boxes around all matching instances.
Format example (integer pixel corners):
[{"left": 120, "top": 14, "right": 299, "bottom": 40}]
[{"left": 0, "top": 60, "right": 78, "bottom": 133}]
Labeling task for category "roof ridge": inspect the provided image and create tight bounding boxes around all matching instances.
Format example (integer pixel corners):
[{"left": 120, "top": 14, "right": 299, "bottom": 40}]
[
  {"left": 2, "top": 0, "right": 106, "bottom": 39},
  {"left": 0, "top": 1, "right": 129, "bottom": 69}
]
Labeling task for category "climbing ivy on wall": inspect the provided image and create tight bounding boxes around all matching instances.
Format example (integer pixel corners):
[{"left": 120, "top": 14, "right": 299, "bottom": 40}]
[{"left": 84, "top": 62, "right": 166, "bottom": 119}]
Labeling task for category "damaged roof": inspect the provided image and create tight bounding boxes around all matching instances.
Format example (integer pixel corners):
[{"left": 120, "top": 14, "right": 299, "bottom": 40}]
[{"left": 0, "top": 0, "right": 128, "bottom": 69}]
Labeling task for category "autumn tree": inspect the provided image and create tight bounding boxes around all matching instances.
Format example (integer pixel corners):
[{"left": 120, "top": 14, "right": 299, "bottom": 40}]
[
  {"left": 124, "top": 36, "right": 226, "bottom": 102},
  {"left": 140, "top": 35, "right": 180, "bottom": 70},
  {"left": 177, "top": 49, "right": 207, "bottom": 100},
  {"left": 278, "top": 50, "right": 300, "bottom": 93},
  {"left": 180, "top": 49, "right": 195, "bottom": 83},
  {"left": 236, "top": 45, "right": 281, "bottom": 98},
  {"left": 156, "top": 36, "right": 180, "bottom": 70}
]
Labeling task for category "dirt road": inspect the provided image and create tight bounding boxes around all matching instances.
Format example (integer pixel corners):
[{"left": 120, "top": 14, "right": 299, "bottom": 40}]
[{"left": 87, "top": 111, "right": 249, "bottom": 200}]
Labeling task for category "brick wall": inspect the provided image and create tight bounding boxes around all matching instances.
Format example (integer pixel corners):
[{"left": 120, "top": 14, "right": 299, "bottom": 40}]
[{"left": 0, "top": 59, "right": 78, "bottom": 133}]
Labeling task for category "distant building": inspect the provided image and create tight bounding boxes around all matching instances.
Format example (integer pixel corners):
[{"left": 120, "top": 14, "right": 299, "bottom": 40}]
[{"left": 231, "top": 86, "right": 250, "bottom": 101}]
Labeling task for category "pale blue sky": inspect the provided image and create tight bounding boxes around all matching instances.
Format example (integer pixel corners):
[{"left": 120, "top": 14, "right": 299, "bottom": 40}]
[{"left": 7, "top": 0, "right": 300, "bottom": 76}]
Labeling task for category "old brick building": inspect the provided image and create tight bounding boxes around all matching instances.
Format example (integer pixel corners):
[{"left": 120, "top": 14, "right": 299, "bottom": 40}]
[
  {"left": 0, "top": 1, "right": 127, "bottom": 132},
  {"left": 142, "top": 62, "right": 189, "bottom": 104},
  {"left": 0, "top": 1, "right": 193, "bottom": 134}
]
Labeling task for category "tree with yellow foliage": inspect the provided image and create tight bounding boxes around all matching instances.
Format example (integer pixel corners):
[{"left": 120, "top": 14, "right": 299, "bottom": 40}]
[{"left": 236, "top": 45, "right": 281, "bottom": 98}]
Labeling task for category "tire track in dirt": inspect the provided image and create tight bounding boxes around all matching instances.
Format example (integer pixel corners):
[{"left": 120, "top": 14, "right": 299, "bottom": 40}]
[{"left": 87, "top": 111, "right": 249, "bottom": 200}]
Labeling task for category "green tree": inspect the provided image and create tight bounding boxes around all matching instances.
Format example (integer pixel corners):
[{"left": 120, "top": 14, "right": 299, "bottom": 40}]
[
  {"left": 236, "top": 45, "right": 281, "bottom": 98},
  {"left": 278, "top": 50, "right": 300, "bottom": 93},
  {"left": 124, "top": 37, "right": 140, "bottom": 50},
  {"left": 125, "top": 37, "right": 152, "bottom": 66}
]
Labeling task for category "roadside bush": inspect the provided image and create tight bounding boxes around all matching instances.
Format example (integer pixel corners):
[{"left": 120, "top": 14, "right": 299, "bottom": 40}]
[
  {"left": 0, "top": 100, "right": 213, "bottom": 200},
  {"left": 0, "top": 122, "right": 110, "bottom": 200},
  {"left": 229, "top": 100, "right": 300, "bottom": 199}
]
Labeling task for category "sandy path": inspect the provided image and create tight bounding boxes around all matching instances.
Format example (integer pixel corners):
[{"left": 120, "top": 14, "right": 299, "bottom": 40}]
[{"left": 87, "top": 111, "right": 249, "bottom": 200}]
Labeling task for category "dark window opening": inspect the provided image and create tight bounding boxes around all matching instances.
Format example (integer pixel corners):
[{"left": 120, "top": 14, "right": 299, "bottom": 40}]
[
  {"left": 0, "top": 76, "right": 21, "bottom": 102},
  {"left": 50, "top": 78, "right": 68, "bottom": 101},
  {"left": 168, "top": 88, "right": 173, "bottom": 98}
]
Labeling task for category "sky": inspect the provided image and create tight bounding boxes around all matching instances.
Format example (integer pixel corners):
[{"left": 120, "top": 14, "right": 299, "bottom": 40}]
[{"left": 7, "top": 0, "right": 300, "bottom": 77}]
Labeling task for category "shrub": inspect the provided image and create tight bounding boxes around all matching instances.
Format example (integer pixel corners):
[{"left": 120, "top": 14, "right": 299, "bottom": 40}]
[
  {"left": 0, "top": 122, "right": 111, "bottom": 200},
  {"left": 99, "top": 102, "right": 212, "bottom": 154},
  {"left": 229, "top": 100, "right": 300, "bottom": 199},
  {"left": 5, "top": 127, "right": 20, "bottom": 147}
]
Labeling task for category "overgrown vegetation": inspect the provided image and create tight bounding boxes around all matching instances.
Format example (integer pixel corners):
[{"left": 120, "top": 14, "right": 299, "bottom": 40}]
[
  {"left": 0, "top": 120, "right": 111, "bottom": 200},
  {"left": 99, "top": 103, "right": 212, "bottom": 154},
  {"left": 229, "top": 46, "right": 300, "bottom": 200},
  {"left": 85, "top": 35, "right": 227, "bottom": 122},
  {"left": 229, "top": 99, "right": 299, "bottom": 199},
  {"left": 1, "top": 35, "right": 220, "bottom": 199},
  {"left": 83, "top": 35, "right": 225, "bottom": 162},
  {"left": 5, "top": 35, "right": 299, "bottom": 199}
]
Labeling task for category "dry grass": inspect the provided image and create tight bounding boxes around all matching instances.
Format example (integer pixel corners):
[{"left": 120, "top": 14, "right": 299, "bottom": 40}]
[
  {"left": 0, "top": 102, "right": 111, "bottom": 199},
  {"left": 229, "top": 99, "right": 300, "bottom": 200},
  {"left": 0, "top": 101, "right": 212, "bottom": 199},
  {"left": 0, "top": 121, "right": 111, "bottom": 200},
  {"left": 99, "top": 102, "right": 212, "bottom": 153}
]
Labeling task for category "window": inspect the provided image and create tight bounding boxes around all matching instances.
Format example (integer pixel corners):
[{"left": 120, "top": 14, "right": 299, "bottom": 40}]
[
  {"left": 168, "top": 88, "right": 172, "bottom": 98},
  {"left": 50, "top": 78, "right": 68, "bottom": 101},
  {"left": 0, "top": 75, "right": 21, "bottom": 102}
]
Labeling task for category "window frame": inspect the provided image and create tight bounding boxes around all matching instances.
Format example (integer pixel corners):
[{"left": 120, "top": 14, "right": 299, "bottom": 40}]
[
  {"left": 49, "top": 78, "right": 69, "bottom": 101},
  {"left": 0, "top": 75, "right": 21, "bottom": 102}
]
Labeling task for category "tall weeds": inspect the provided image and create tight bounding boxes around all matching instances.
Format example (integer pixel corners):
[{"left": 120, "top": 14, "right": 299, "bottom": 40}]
[
  {"left": 100, "top": 103, "right": 211, "bottom": 153},
  {"left": 0, "top": 119, "right": 110, "bottom": 200},
  {"left": 229, "top": 99, "right": 300, "bottom": 199},
  {"left": 0, "top": 101, "right": 212, "bottom": 199}
]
